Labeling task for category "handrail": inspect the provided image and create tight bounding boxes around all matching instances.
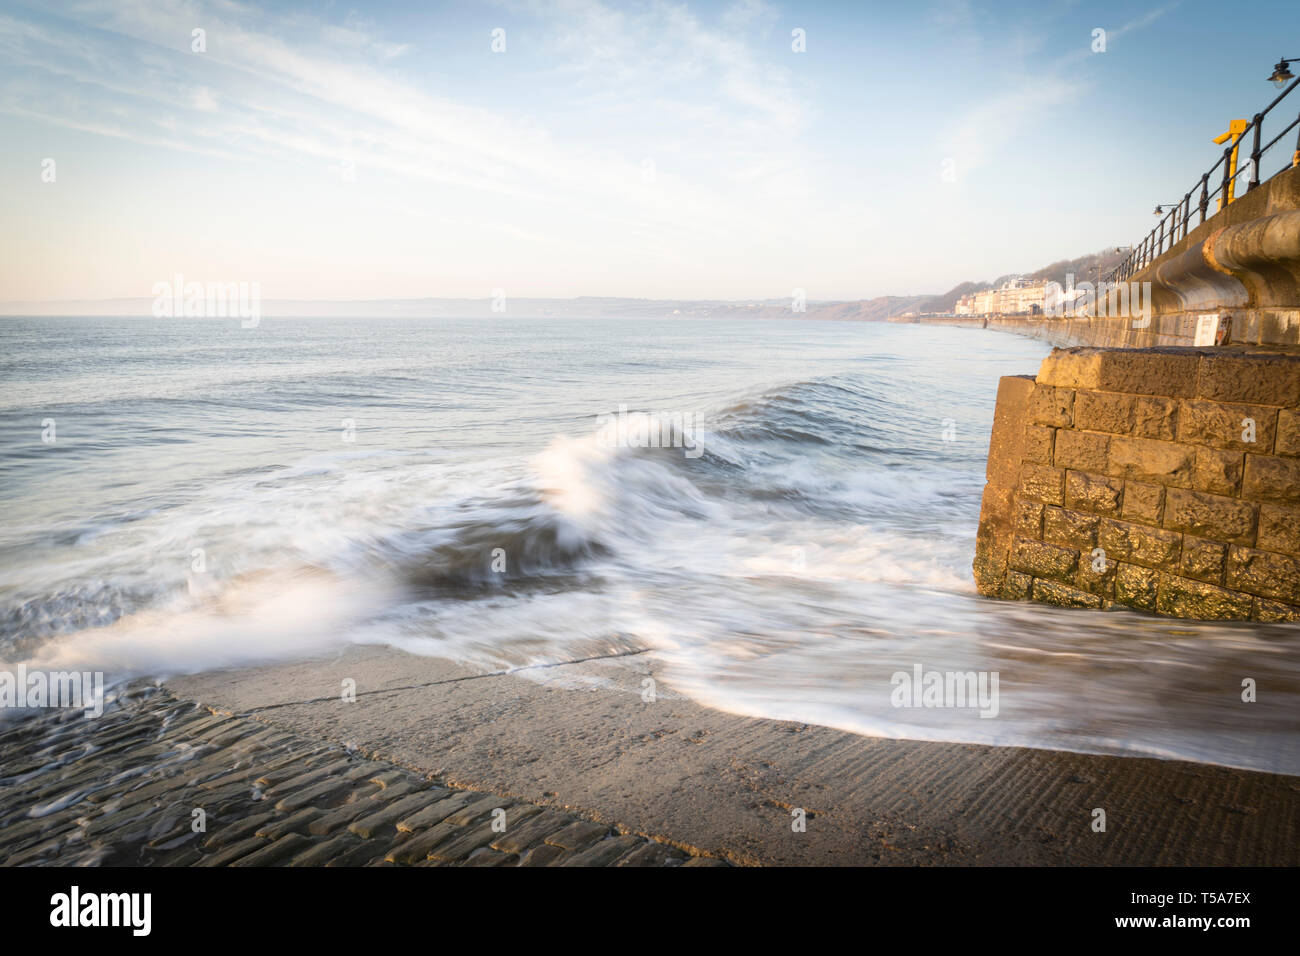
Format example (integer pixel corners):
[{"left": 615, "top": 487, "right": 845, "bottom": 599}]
[{"left": 1107, "top": 75, "right": 1300, "bottom": 284}]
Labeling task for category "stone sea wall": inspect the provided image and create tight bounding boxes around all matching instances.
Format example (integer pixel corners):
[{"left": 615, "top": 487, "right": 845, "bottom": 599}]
[
  {"left": 888, "top": 311, "right": 1296, "bottom": 349},
  {"left": 974, "top": 346, "right": 1300, "bottom": 620},
  {"left": 982, "top": 312, "right": 1300, "bottom": 349},
  {"left": 988, "top": 314, "right": 1196, "bottom": 348}
]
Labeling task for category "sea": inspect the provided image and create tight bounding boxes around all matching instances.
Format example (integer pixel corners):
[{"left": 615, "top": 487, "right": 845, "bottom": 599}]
[{"left": 2, "top": 315, "right": 1297, "bottom": 774}]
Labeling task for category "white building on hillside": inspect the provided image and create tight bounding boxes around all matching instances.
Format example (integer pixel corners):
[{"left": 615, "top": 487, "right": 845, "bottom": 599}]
[{"left": 955, "top": 277, "right": 1049, "bottom": 316}]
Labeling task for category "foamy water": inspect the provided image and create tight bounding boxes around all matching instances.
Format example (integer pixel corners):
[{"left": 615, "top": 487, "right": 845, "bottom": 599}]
[{"left": 2, "top": 316, "right": 1298, "bottom": 774}]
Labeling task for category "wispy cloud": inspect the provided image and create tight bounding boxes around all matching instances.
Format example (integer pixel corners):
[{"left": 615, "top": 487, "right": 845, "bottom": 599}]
[
  {"left": 531, "top": 0, "right": 806, "bottom": 134},
  {"left": 1107, "top": 1, "right": 1180, "bottom": 44},
  {"left": 0, "top": 0, "right": 1255, "bottom": 301},
  {"left": 941, "top": 75, "right": 1083, "bottom": 178},
  {"left": 935, "top": 2, "right": 1177, "bottom": 178},
  {"left": 1, "top": 0, "right": 813, "bottom": 248}
]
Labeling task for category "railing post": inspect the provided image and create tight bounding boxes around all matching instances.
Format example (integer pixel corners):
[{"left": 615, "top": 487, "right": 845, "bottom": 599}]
[
  {"left": 1182, "top": 193, "right": 1191, "bottom": 239},
  {"left": 1158, "top": 217, "right": 1166, "bottom": 256},
  {"left": 1198, "top": 173, "right": 1210, "bottom": 223},
  {"left": 1248, "top": 112, "right": 1263, "bottom": 190},
  {"left": 1219, "top": 146, "right": 1233, "bottom": 210}
]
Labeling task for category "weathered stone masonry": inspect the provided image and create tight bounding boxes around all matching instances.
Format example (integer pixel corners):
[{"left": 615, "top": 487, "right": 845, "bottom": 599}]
[{"left": 974, "top": 346, "right": 1300, "bottom": 621}]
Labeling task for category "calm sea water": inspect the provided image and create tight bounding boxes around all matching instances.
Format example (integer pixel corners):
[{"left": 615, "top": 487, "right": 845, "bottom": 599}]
[{"left": 1, "top": 316, "right": 1297, "bottom": 773}]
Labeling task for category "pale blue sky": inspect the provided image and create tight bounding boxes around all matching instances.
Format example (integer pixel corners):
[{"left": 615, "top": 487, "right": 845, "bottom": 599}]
[{"left": 1, "top": 0, "right": 1297, "bottom": 302}]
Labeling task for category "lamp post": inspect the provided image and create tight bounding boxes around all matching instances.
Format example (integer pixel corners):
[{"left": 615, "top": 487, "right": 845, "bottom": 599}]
[
  {"left": 1277, "top": 58, "right": 1300, "bottom": 167},
  {"left": 1154, "top": 201, "right": 1182, "bottom": 228},
  {"left": 1153, "top": 204, "right": 1182, "bottom": 255},
  {"left": 1268, "top": 57, "right": 1299, "bottom": 87}
]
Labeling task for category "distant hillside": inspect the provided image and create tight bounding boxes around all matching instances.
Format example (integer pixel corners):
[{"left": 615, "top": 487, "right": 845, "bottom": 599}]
[
  {"left": 0, "top": 293, "right": 935, "bottom": 322},
  {"left": 912, "top": 281, "right": 985, "bottom": 315},
  {"left": 1027, "top": 248, "right": 1129, "bottom": 288},
  {"left": 892, "top": 247, "right": 1130, "bottom": 318},
  {"left": 807, "top": 295, "right": 933, "bottom": 321},
  {"left": 0, "top": 248, "right": 1129, "bottom": 322}
]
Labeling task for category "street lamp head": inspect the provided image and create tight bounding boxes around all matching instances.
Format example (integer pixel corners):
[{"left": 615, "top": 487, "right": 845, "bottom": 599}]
[
  {"left": 1269, "top": 59, "right": 1295, "bottom": 88},
  {"left": 1153, "top": 205, "right": 1164, "bottom": 215}
]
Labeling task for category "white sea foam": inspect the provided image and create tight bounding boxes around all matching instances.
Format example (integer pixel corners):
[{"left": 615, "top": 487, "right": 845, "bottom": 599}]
[{"left": 10, "top": 569, "right": 396, "bottom": 678}]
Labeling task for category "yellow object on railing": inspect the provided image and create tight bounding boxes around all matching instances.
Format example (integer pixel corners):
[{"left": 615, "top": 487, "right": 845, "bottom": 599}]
[{"left": 1213, "top": 119, "right": 1249, "bottom": 208}]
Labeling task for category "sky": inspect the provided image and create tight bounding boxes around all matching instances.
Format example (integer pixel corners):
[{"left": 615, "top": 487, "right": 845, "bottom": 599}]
[{"left": 1, "top": 0, "right": 1298, "bottom": 303}]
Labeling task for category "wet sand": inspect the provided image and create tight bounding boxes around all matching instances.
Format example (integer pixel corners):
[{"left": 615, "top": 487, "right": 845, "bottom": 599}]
[
  {"left": 159, "top": 644, "right": 1300, "bottom": 866},
  {"left": 0, "top": 685, "right": 722, "bottom": 867},
  {"left": 3, "top": 643, "right": 1296, "bottom": 866}
]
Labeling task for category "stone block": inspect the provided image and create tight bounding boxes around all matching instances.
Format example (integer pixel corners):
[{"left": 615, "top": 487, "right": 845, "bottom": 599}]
[
  {"left": 1075, "top": 553, "right": 1116, "bottom": 598},
  {"left": 1018, "top": 463, "right": 1065, "bottom": 505},
  {"left": 1121, "top": 480, "right": 1165, "bottom": 524},
  {"left": 545, "top": 820, "right": 611, "bottom": 851},
  {"left": 1191, "top": 446, "right": 1245, "bottom": 496},
  {"left": 1108, "top": 435, "right": 1195, "bottom": 488},
  {"left": 1031, "top": 579, "right": 1103, "bottom": 609},
  {"left": 1163, "top": 488, "right": 1257, "bottom": 544},
  {"left": 1276, "top": 409, "right": 1300, "bottom": 457},
  {"left": 1179, "top": 536, "right": 1228, "bottom": 584},
  {"left": 1226, "top": 547, "right": 1300, "bottom": 604},
  {"left": 1043, "top": 506, "right": 1100, "bottom": 549},
  {"left": 1002, "top": 570, "right": 1032, "bottom": 600},
  {"left": 489, "top": 810, "right": 571, "bottom": 855},
  {"left": 1196, "top": 352, "right": 1300, "bottom": 406},
  {"left": 1177, "top": 399, "right": 1277, "bottom": 452},
  {"left": 1257, "top": 505, "right": 1300, "bottom": 555},
  {"left": 1132, "top": 396, "right": 1178, "bottom": 441},
  {"left": 1009, "top": 537, "right": 1079, "bottom": 583},
  {"left": 1255, "top": 598, "right": 1300, "bottom": 623},
  {"left": 1242, "top": 454, "right": 1300, "bottom": 506},
  {"left": 1054, "top": 429, "right": 1110, "bottom": 473},
  {"left": 1065, "top": 470, "right": 1122, "bottom": 516},
  {"left": 1098, "top": 518, "right": 1182, "bottom": 571},
  {"left": 1073, "top": 390, "right": 1133, "bottom": 434},
  {"left": 1023, "top": 424, "right": 1056, "bottom": 464},
  {"left": 1038, "top": 347, "right": 1201, "bottom": 396},
  {"left": 1099, "top": 349, "right": 1202, "bottom": 396},
  {"left": 972, "top": 375, "right": 1036, "bottom": 598},
  {"left": 1115, "top": 563, "right": 1159, "bottom": 611},
  {"left": 1012, "top": 499, "right": 1044, "bottom": 539},
  {"left": 1156, "top": 575, "right": 1253, "bottom": 620},
  {"left": 1027, "top": 385, "right": 1074, "bottom": 427},
  {"left": 1036, "top": 349, "right": 1100, "bottom": 390}
]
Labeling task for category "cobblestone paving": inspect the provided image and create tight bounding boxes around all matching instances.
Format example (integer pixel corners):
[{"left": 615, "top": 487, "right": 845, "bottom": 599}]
[{"left": 0, "top": 687, "right": 729, "bottom": 867}]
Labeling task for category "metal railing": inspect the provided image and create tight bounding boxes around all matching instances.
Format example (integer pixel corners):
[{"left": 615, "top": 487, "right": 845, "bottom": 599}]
[{"left": 1108, "top": 75, "right": 1300, "bottom": 283}]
